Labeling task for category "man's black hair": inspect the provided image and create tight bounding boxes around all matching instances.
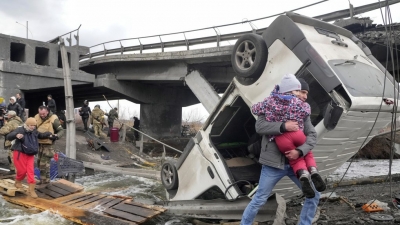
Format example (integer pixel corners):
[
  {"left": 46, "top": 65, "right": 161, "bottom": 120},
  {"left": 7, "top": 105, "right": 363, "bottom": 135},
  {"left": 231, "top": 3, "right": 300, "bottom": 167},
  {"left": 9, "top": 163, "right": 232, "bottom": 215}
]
[
  {"left": 47, "top": 94, "right": 52, "bottom": 98},
  {"left": 38, "top": 105, "right": 49, "bottom": 111}
]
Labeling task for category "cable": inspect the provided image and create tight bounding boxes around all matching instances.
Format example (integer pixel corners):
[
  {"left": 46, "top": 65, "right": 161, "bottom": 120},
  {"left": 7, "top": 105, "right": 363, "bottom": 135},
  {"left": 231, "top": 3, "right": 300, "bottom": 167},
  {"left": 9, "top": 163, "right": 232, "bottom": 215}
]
[
  {"left": 384, "top": 0, "right": 400, "bottom": 209},
  {"left": 321, "top": 0, "right": 393, "bottom": 208},
  {"left": 344, "top": 0, "right": 400, "bottom": 211},
  {"left": 374, "top": 0, "right": 400, "bottom": 210}
]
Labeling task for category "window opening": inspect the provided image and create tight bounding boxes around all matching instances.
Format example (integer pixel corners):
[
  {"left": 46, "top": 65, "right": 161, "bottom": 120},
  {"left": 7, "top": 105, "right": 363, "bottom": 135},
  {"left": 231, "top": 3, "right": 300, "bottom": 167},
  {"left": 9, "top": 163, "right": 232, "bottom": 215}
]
[
  {"left": 10, "top": 43, "right": 26, "bottom": 62},
  {"left": 35, "top": 47, "right": 49, "bottom": 66}
]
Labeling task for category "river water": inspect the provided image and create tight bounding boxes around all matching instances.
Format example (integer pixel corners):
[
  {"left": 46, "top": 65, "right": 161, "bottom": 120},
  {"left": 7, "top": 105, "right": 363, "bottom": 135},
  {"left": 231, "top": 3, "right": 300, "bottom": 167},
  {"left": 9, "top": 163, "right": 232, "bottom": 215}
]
[{"left": 0, "top": 172, "right": 189, "bottom": 225}]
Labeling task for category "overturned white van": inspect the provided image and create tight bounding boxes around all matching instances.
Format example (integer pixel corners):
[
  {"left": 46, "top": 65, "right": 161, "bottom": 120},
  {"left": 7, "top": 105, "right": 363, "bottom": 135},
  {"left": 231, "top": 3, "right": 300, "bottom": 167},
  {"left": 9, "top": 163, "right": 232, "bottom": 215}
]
[{"left": 160, "top": 12, "right": 398, "bottom": 216}]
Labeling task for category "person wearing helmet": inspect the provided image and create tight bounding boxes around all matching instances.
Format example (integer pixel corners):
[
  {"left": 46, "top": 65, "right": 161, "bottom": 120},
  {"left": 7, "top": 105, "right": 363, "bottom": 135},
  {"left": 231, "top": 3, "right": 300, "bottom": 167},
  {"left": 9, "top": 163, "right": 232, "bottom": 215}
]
[
  {"left": 79, "top": 100, "right": 91, "bottom": 131},
  {"left": 105, "top": 107, "right": 118, "bottom": 137},
  {"left": 0, "top": 110, "right": 23, "bottom": 174},
  {"left": 90, "top": 105, "right": 105, "bottom": 138}
]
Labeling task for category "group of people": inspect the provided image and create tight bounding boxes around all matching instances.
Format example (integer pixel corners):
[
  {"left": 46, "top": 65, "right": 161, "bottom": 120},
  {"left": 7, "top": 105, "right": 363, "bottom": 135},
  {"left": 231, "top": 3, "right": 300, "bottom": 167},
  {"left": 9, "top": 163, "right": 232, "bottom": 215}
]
[
  {"left": 0, "top": 105, "right": 63, "bottom": 198},
  {"left": 0, "top": 93, "right": 57, "bottom": 129},
  {"left": 0, "top": 93, "right": 26, "bottom": 127},
  {"left": 78, "top": 100, "right": 140, "bottom": 140},
  {"left": 241, "top": 74, "right": 326, "bottom": 225},
  {"left": 78, "top": 101, "right": 114, "bottom": 138}
]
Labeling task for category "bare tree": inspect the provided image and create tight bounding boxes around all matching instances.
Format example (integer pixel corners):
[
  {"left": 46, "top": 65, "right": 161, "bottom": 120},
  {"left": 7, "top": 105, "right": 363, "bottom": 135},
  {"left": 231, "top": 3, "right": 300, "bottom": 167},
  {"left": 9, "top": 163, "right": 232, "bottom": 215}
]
[
  {"left": 182, "top": 108, "right": 205, "bottom": 136},
  {"left": 182, "top": 108, "right": 204, "bottom": 124}
]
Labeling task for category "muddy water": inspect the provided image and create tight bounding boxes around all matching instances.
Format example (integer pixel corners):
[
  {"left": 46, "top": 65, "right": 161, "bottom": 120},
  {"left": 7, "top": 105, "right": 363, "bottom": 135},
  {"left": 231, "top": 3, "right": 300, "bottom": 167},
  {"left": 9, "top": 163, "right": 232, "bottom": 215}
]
[
  {"left": 0, "top": 172, "right": 189, "bottom": 225},
  {"left": 0, "top": 197, "right": 74, "bottom": 225}
]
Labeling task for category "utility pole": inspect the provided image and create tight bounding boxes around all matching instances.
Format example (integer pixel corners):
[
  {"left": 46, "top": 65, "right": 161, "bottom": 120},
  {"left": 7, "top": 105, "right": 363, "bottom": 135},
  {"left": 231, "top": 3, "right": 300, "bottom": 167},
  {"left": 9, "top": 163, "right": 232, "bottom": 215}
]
[
  {"left": 59, "top": 37, "right": 76, "bottom": 160},
  {"left": 16, "top": 21, "right": 32, "bottom": 39}
]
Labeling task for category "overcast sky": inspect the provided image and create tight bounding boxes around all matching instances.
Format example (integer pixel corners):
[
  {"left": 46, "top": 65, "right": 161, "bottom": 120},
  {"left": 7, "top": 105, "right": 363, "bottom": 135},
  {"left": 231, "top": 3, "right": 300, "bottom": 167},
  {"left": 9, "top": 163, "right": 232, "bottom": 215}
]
[{"left": 1, "top": 0, "right": 400, "bottom": 119}]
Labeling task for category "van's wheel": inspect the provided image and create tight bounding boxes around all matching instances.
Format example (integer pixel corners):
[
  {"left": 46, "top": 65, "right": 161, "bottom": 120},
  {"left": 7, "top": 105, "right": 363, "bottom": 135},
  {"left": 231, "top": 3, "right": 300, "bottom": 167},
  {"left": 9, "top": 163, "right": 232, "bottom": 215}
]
[
  {"left": 231, "top": 34, "right": 268, "bottom": 85},
  {"left": 161, "top": 161, "right": 179, "bottom": 190}
]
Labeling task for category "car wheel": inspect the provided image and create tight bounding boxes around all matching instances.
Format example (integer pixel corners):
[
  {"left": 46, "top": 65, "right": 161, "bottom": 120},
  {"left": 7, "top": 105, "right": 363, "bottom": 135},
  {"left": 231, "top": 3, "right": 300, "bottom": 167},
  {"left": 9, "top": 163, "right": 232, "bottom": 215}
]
[
  {"left": 161, "top": 161, "right": 179, "bottom": 190},
  {"left": 231, "top": 34, "right": 268, "bottom": 85}
]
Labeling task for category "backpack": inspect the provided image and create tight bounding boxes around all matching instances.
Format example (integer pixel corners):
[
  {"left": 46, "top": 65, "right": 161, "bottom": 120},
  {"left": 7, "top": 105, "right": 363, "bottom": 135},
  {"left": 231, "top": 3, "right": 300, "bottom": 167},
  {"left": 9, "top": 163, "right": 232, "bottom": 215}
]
[{"left": 21, "top": 132, "right": 39, "bottom": 155}]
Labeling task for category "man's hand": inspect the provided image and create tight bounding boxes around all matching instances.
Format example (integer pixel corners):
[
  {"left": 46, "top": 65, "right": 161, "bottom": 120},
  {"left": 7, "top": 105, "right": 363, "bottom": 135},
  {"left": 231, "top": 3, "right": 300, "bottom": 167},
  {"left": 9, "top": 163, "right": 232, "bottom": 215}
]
[
  {"left": 49, "top": 134, "right": 59, "bottom": 141},
  {"left": 285, "top": 120, "right": 299, "bottom": 132},
  {"left": 16, "top": 134, "right": 23, "bottom": 139},
  {"left": 285, "top": 149, "right": 300, "bottom": 160}
]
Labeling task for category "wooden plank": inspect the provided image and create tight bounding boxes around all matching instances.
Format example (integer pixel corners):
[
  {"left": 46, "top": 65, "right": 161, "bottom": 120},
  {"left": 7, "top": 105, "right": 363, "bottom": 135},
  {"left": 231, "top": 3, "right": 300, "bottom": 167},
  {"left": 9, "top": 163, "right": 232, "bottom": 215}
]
[
  {"left": 51, "top": 182, "right": 79, "bottom": 193},
  {"left": 53, "top": 179, "right": 84, "bottom": 193},
  {"left": 58, "top": 193, "right": 89, "bottom": 204},
  {"left": 3, "top": 195, "right": 136, "bottom": 225},
  {"left": 37, "top": 188, "right": 62, "bottom": 198},
  {"left": 102, "top": 198, "right": 124, "bottom": 209},
  {"left": 104, "top": 208, "right": 146, "bottom": 223},
  {"left": 79, "top": 196, "right": 114, "bottom": 210},
  {"left": 124, "top": 200, "right": 166, "bottom": 213},
  {"left": 0, "top": 179, "right": 29, "bottom": 197},
  {"left": 3, "top": 179, "right": 29, "bottom": 189},
  {"left": 64, "top": 194, "right": 95, "bottom": 206},
  {"left": 36, "top": 191, "right": 48, "bottom": 199},
  {"left": 112, "top": 203, "right": 157, "bottom": 218},
  {"left": 61, "top": 192, "right": 92, "bottom": 204},
  {"left": 69, "top": 194, "right": 105, "bottom": 207},
  {"left": 0, "top": 187, "right": 16, "bottom": 197},
  {"left": 46, "top": 184, "right": 71, "bottom": 196}
]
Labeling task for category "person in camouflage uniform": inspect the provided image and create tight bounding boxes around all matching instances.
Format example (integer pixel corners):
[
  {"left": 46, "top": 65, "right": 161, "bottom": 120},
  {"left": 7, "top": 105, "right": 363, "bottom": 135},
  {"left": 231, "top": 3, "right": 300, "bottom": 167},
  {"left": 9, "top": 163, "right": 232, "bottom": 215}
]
[
  {"left": 34, "top": 106, "right": 64, "bottom": 184},
  {"left": 106, "top": 107, "right": 118, "bottom": 137},
  {"left": 0, "top": 111, "right": 23, "bottom": 173},
  {"left": 90, "top": 105, "right": 105, "bottom": 138}
]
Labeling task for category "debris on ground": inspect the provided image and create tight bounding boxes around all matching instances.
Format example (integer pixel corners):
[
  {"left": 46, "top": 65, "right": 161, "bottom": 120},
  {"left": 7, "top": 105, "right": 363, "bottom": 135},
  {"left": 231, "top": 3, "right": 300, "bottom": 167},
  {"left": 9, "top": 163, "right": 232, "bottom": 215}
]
[
  {"left": 101, "top": 154, "right": 110, "bottom": 160},
  {"left": 286, "top": 181, "right": 400, "bottom": 225}
]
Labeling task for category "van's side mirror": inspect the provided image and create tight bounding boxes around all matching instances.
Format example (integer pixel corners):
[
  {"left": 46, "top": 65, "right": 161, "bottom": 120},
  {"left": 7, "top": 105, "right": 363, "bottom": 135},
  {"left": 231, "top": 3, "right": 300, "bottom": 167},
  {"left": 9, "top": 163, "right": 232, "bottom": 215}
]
[{"left": 323, "top": 101, "right": 343, "bottom": 131}]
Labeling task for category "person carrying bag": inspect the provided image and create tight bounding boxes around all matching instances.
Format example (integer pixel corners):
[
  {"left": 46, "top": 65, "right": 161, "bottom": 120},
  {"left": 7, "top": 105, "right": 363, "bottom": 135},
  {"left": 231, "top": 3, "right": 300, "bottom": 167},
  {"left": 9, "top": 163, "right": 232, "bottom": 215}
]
[{"left": 7, "top": 117, "right": 52, "bottom": 198}]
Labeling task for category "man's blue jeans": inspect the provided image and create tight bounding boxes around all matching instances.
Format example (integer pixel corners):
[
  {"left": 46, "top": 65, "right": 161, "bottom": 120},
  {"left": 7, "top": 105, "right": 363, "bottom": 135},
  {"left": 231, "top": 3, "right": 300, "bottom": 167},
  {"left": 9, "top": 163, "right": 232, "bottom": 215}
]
[{"left": 241, "top": 164, "right": 320, "bottom": 225}]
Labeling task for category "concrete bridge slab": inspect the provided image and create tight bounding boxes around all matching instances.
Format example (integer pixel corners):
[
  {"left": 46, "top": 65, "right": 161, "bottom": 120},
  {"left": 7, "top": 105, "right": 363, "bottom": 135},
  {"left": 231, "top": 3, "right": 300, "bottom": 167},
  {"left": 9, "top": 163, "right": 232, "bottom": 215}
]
[
  {"left": 185, "top": 70, "right": 220, "bottom": 113},
  {"left": 94, "top": 74, "right": 198, "bottom": 106}
]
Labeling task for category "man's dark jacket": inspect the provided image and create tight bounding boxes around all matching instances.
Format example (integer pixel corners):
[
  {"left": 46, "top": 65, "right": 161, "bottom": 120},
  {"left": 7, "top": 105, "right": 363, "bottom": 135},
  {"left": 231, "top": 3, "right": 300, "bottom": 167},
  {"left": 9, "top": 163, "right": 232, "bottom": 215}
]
[
  {"left": 7, "top": 103, "right": 23, "bottom": 119},
  {"left": 80, "top": 105, "right": 91, "bottom": 118},
  {"left": 48, "top": 99, "right": 57, "bottom": 113},
  {"left": 16, "top": 98, "right": 25, "bottom": 109}
]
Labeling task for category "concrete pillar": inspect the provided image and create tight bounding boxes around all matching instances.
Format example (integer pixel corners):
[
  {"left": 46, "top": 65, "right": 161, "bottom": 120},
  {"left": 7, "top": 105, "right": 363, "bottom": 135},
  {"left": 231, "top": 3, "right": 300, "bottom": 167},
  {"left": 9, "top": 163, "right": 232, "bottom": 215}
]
[
  {"left": 140, "top": 104, "right": 182, "bottom": 139},
  {"left": 185, "top": 70, "right": 220, "bottom": 114}
]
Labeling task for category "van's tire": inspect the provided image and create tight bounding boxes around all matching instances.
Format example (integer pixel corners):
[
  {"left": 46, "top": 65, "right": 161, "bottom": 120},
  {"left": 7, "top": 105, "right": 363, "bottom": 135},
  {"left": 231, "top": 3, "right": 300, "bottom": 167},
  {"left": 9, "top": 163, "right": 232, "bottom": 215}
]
[
  {"left": 161, "top": 161, "right": 179, "bottom": 190},
  {"left": 231, "top": 34, "right": 268, "bottom": 84}
]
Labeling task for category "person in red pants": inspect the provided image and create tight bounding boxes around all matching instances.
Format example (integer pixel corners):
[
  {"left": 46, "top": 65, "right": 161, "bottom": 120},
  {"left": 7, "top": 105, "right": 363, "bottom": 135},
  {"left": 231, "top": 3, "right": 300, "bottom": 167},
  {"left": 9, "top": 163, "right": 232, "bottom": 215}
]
[
  {"left": 7, "top": 117, "right": 52, "bottom": 198},
  {"left": 252, "top": 74, "right": 326, "bottom": 198}
]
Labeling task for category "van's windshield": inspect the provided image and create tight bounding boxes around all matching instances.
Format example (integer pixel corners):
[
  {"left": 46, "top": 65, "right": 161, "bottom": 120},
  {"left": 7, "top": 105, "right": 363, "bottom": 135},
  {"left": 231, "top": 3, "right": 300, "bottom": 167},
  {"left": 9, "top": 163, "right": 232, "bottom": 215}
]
[{"left": 328, "top": 59, "right": 397, "bottom": 98}]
